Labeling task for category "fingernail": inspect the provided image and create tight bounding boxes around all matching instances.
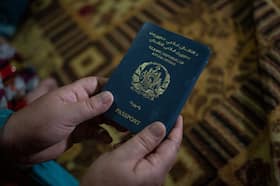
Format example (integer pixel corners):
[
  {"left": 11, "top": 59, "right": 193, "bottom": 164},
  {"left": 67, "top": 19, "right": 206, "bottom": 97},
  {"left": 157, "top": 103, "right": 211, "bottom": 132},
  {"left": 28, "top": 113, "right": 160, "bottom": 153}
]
[
  {"left": 148, "top": 122, "right": 165, "bottom": 138},
  {"left": 98, "top": 91, "right": 113, "bottom": 104}
]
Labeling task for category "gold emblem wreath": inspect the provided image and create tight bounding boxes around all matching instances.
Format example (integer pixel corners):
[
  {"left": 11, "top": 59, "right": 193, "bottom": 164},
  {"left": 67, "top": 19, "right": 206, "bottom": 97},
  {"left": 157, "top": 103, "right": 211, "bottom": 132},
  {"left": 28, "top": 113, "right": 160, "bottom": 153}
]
[{"left": 131, "top": 62, "right": 170, "bottom": 101}]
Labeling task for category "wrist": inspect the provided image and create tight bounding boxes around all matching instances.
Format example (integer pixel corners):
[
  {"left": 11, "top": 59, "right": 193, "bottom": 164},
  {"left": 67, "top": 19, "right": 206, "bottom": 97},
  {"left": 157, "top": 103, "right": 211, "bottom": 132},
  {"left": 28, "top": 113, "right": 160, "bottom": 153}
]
[
  {"left": 0, "top": 109, "right": 16, "bottom": 162},
  {"left": 0, "top": 111, "right": 32, "bottom": 167}
]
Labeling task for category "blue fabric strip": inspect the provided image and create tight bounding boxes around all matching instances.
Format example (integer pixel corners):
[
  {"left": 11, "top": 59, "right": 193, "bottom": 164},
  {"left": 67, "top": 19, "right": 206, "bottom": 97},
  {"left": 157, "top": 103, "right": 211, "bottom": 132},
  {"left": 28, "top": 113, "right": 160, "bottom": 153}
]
[
  {"left": 31, "top": 161, "right": 79, "bottom": 186},
  {"left": 0, "top": 109, "right": 13, "bottom": 127}
]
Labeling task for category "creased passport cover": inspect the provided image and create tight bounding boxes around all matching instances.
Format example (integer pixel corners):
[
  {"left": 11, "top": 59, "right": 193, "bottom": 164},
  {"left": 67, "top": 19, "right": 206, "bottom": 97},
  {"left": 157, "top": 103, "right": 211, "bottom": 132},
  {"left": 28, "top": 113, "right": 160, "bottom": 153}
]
[{"left": 103, "top": 22, "right": 211, "bottom": 134}]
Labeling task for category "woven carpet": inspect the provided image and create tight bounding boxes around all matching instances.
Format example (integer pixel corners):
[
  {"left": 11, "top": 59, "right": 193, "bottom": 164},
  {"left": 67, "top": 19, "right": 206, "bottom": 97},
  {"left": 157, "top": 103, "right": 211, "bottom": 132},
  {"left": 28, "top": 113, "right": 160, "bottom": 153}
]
[{"left": 12, "top": 0, "right": 280, "bottom": 185}]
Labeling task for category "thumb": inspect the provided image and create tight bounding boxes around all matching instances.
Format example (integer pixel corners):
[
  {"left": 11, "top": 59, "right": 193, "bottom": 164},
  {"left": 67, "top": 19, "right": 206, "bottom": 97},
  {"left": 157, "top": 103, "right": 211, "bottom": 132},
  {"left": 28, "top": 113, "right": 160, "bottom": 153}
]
[
  {"left": 69, "top": 91, "right": 114, "bottom": 124},
  {"left": 114, "top": 122, "right": 166, "bottom": 162}
]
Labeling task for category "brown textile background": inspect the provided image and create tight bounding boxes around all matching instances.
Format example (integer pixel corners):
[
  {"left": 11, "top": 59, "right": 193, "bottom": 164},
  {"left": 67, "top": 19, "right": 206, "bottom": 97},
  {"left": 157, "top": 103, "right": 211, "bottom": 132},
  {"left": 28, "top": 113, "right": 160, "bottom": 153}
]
[{"left": 13, "top": 0, "right": 280, "bottom": 185}]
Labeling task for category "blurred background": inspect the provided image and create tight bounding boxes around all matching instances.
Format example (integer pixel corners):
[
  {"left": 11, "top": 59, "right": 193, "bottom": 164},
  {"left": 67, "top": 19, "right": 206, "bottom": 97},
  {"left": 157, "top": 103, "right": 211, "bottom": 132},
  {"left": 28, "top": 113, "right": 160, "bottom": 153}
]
[{"left": 6, "top": 0, "right": 280, "bottom": 185}]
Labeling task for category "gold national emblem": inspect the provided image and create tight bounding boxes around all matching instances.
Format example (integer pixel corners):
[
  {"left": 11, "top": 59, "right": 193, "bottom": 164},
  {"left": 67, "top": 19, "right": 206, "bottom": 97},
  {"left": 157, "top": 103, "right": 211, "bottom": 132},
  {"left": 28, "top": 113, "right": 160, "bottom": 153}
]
[{"left": 131, "top": 62, "right": 170, "bottom": 101}]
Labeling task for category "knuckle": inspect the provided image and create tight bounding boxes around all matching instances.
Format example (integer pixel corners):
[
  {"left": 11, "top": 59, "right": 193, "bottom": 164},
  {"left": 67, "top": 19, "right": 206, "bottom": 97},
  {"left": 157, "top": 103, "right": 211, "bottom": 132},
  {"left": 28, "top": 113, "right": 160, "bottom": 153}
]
[
  {"left": 86, "top": 76, "right": 97, "bottom": 84},
  {"left": 169, "top": 139, "right": 181, "bottom": 153},
  {"left": 76, "top": 77, "right": 96, "bottom": 87},
  {"left": 150, "top": 154, "right": 161, "bottom": 166},
  {"left": 84, "top": 100, "right": 96, "bottom": 113},
  {"left": 174, "top": 141, "right": 181, "bottom": 152}
]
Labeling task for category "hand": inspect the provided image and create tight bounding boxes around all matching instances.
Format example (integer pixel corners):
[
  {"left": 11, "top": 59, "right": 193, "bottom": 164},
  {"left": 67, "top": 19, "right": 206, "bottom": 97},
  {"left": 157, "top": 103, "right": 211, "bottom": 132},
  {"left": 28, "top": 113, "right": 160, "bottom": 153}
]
[
  {"left": 26, "top": 78, "right": 58, "bottom": 103},
  {"left": 81, "top": 116, "right": 183, "bottom": 186},
  {"left": 0, "top": 77, "right": 114, "bottom": 164}
]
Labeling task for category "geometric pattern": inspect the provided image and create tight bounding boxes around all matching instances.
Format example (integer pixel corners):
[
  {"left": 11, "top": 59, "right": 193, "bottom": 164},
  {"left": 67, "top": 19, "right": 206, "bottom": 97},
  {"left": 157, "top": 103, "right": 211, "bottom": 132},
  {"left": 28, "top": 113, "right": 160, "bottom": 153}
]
[{"left": 12, "top": 0, "right": 280, "bottom": 185}]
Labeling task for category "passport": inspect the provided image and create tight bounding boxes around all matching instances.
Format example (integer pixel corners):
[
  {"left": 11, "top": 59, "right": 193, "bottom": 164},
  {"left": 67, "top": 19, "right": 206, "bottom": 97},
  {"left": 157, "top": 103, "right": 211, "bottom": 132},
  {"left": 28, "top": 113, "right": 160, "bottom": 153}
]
[{"left": 103, "top": 23, "right": 211, "bottom": 134}]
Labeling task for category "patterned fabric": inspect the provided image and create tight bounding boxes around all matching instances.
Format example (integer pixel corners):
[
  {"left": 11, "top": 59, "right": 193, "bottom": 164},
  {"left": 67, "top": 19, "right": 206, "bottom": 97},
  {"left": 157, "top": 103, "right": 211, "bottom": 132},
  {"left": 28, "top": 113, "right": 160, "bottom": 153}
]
[
  {"left": 0, "top": 42, "right": 78, "bottom": 186},
  {"left": 0, "top": 41, "right": 38, "bottom": 110},
  {"left": 11, "top": 0, "right": 280, "bottom": 185}
]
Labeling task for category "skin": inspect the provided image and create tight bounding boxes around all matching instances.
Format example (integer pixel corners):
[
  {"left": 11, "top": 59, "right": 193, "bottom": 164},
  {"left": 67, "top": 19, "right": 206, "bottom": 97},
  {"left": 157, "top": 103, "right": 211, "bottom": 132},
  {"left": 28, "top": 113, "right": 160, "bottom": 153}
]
[
  {"left": 0, "top": 76, "right": 183, "bottom": 186},
  {"left": 81, "top": 117, "right": 183, "bottom": 186}
]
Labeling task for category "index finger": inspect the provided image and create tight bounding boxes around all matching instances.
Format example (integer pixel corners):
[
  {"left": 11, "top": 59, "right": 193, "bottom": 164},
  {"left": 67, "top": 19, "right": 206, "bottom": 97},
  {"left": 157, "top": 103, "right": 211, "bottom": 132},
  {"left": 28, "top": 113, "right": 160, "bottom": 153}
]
[
  {"left": 58, "top": 76, "right": 108, "bottom": 99},
  {"left": 145, "top": 115, "right": 183, "bottom": 172}
]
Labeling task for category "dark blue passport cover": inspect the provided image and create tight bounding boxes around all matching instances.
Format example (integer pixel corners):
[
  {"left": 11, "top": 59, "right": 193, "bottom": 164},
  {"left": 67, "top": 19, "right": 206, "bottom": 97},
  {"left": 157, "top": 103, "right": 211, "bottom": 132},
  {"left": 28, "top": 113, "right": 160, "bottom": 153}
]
[{"left": 103, "top": 22, "right": 211, "bottom": 134}]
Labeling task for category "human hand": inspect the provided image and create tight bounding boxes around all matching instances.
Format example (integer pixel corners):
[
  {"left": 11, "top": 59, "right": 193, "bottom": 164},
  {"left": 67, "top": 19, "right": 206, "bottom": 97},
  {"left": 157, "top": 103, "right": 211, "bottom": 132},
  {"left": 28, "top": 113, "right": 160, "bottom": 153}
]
[
  {"left": 26, "top": 78, "right": 58, "bottom": 103},
  {"left": 0, "top": 77, "right": 114, "bottom": 164},
  {"left": 81, "top": 116, "right": 183, "bottom": 186}
]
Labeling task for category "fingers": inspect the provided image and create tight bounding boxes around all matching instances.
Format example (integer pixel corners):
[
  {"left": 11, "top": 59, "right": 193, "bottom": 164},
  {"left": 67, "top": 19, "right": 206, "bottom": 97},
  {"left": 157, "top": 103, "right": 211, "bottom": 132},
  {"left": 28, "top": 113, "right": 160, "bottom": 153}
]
[
  {"left": 26, "top": 78, "right": 58, "bottom": 103},
  {"left": 72, "top": 77, "right": 103, "bottom": 96},
  {"left": 59, "top": 77, "right": 108, "bottom": 100},
  {"left": 113, "top": 122, "right": 166, "bottom": 162},
  {"left": 73, "top": 76, "right": 107, "bottom": 96},
  {"left": 70, "top": 91, "right": 114, "bottom": 124},
  {"left": 146, "top": 116, "right": 183, "bottom": 172}
]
